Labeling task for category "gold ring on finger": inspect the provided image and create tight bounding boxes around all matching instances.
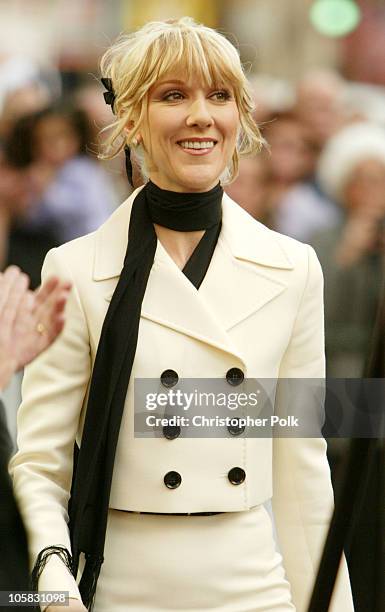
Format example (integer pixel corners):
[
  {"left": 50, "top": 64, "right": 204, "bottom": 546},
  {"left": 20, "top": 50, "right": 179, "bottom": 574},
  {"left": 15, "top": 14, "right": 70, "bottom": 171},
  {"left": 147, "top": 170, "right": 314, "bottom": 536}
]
[{"left": 36, "top": 322, "right": 46, "bottom": 335}]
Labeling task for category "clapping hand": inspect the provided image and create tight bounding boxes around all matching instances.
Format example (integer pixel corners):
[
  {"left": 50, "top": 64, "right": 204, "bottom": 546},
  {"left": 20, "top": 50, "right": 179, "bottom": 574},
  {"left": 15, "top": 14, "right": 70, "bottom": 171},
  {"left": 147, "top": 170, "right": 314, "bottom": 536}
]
[{"left": 0, "top": 266, "right": 71, "bottom": 389}]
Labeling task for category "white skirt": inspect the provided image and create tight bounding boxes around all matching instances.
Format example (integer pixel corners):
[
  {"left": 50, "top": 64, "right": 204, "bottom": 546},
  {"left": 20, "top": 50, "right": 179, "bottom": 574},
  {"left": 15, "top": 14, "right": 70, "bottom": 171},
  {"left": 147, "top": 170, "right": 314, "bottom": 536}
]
[{"left": 91, "top": 505, "right": 295, "bottom": 611}]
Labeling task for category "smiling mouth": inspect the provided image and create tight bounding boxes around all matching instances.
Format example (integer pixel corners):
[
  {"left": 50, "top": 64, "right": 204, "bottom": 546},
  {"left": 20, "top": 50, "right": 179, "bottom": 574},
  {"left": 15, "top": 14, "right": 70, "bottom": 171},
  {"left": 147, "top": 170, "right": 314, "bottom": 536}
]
[{"left": 177, "top": 139, "right": 218, "bottom": 154}]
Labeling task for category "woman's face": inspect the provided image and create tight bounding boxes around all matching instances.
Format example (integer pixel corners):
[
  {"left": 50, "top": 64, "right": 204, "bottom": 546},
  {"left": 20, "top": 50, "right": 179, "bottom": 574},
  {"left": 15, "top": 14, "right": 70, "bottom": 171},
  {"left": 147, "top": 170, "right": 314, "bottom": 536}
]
[
  {"left": 34, "top": 115, "right": 80, "bottom": 167},
  {"left": 266, "top": 119, "right": 315, "bottom": 184},
  {"left": 138, "top": 73, "right": 240, "bottom": 192},
  {"left": 225, "top": 156, "right": 270, "bottom": 220},
  {"left": 344, "top": 158, "right": 385, "bottom": 219}
]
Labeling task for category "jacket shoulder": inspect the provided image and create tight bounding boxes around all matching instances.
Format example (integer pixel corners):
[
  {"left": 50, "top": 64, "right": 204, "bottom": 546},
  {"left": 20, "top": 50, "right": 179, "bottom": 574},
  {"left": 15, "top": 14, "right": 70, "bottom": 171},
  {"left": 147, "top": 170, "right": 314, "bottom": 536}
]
[
  {"left": 268, "top": 226, "right": 315, "bottom": 262},
  {"left": 44, "top": 229, "right": 97, "bottom": 279},
  {"left": 223, "top": 193, "right": 313, "bottom": 271},
  {"left": 43, "top": 188, "right": 138, "bottom": 279}
]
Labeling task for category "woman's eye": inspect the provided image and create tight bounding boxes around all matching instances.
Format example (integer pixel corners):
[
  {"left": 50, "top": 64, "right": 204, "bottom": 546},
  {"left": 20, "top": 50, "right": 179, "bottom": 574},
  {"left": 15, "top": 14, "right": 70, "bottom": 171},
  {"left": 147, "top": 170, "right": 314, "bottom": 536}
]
[
  {"left": 163, "top": 90, "right": 184, "bottom": 101},
  {"left": 211, "top": 90, "right": 231, "bottom": 102}
]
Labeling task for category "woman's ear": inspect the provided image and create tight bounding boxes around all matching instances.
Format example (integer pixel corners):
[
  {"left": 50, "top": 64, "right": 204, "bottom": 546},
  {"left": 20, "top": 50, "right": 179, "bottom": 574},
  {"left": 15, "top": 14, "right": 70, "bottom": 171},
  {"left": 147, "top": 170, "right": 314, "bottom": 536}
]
[{"left": 124, "top": 124, "right": 142, "bottom": 147}]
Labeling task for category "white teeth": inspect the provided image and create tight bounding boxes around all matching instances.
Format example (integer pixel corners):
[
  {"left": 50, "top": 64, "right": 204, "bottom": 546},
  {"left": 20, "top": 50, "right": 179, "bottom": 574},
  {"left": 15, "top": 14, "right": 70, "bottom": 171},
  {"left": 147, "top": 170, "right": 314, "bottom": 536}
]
[{"left": 179, "top": 141, "right": 215, "bottom": 149}]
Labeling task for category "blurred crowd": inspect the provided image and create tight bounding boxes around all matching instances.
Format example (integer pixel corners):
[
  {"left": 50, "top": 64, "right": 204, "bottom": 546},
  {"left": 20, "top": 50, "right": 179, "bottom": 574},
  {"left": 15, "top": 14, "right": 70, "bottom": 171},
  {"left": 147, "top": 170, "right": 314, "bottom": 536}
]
[
  {"left": 0, "top": 57, "right": 128, "bottom": 289},
  {"left": 1, "top": 56, "right": 385, "bottom": 384},
  {"left": 227, "top": 69, "right": 385, "bottom": 380}
]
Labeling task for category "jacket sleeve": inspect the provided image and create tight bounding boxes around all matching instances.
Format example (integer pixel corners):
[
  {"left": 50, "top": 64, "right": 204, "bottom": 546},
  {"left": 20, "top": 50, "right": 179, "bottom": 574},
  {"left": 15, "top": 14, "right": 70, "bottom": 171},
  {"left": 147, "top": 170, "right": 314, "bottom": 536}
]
[
  {"left": 272, "top": 245, "right": 354, "bottom": 612},
  {"left": 8, "top": 247, "right": 91, "bottom": 608}
]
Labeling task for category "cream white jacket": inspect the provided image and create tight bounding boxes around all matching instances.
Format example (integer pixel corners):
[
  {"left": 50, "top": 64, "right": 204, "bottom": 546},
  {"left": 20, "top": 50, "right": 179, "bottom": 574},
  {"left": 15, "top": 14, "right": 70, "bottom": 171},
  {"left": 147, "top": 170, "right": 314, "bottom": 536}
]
[{"left": 9, "top": 187, "right": 354, "bottom": 611}]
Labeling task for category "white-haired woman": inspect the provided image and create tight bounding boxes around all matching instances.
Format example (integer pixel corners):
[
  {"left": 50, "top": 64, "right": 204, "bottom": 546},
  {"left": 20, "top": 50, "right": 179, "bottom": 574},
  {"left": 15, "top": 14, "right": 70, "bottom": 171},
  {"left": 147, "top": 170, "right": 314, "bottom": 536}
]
[{"left": 10, "top": 18, "right": 353, "bottom": 612}]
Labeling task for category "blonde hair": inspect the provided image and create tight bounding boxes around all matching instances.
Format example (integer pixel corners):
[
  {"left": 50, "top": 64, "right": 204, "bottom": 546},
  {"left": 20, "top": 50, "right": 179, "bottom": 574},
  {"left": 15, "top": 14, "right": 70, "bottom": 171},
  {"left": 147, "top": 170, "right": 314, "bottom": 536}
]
[{"left": 99, "top": 17, "right": 265, "bottom": 183}]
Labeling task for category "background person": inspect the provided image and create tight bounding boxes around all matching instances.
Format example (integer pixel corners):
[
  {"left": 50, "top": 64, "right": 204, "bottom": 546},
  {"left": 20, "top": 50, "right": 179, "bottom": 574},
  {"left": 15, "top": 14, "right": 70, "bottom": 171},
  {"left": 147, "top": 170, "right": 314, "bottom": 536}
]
[
  {"left": 0, "top": 266, "right": 71, "bottom": 599},
  {"left": 294, "top": 69, "right": 349, "bottom": 154},
  {"left": 224, "top": 153, "right": 272, "bottom": 224},
  {"left": 310, "top": 123, "right": 385, "bottom": 536},
  {"left": 264, "top": 111, "right": 341, "bottom": 241},
  {"left": 3, "top": 104, "right": 117, "bottom": 288},
  {"left": 311, "top": 122, "right": 385, "bottom": 378}
]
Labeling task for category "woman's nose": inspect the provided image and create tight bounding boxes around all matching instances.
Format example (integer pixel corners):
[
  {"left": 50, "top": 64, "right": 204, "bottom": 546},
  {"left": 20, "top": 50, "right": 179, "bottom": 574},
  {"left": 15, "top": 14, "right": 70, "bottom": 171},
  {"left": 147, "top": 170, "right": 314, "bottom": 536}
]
[{"left": 186, "top": 98, "right": 214, "bottom": 128}]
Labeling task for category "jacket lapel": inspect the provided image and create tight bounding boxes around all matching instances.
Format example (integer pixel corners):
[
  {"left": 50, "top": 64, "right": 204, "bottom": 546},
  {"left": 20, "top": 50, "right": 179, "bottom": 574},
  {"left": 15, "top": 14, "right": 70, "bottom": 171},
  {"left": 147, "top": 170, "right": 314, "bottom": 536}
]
[
  {"left": 92, "top": 187, "right": 294, "bottom": 361},
  {"left": 198, "top": 193, "right": 293, "bottom": 331},
  {"left": 140, "top": 239, "right": 244, "bottom": 360}
]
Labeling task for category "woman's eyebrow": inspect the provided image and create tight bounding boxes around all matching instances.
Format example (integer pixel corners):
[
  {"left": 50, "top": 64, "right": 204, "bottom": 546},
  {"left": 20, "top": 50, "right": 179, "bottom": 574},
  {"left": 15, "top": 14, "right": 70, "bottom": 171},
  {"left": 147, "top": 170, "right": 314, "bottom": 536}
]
[
  {"left": 152, "top": 79, "right": 228, "bottom": 93},
  {"left": 155, "top": 79, "right": 186, "bottom": 87}
]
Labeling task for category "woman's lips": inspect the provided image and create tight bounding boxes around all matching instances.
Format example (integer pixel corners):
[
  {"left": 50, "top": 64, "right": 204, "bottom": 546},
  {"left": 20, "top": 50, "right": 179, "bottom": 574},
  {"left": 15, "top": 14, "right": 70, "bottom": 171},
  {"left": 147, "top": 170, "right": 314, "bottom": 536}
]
[{"left": 177, "top": 142, "right": 217, "bottom": 156}]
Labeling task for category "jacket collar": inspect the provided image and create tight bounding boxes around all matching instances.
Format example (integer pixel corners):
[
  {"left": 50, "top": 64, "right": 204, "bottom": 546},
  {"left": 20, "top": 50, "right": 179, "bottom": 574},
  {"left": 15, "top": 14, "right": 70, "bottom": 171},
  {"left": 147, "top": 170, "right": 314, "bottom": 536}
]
[
  {"left": 93, "top": 185, "right": 293, "bottom": 282},
  {"left": 91, "top": 186, "right": 293, "bottom": 365}
]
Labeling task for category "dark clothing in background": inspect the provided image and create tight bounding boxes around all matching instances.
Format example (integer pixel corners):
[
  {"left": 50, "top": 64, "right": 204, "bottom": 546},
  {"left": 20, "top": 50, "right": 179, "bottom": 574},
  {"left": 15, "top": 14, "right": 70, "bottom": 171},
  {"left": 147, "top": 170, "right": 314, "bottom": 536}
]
[
  {"left": 312, "top": 225, "right": 385, "bottom": 611},
  {"left": 311, "top": 224, "right": 382, "bottom": 378},
  {"left": 5, "top": 225, "right": 59, "bottom": 290},
  {"left": 312, "top": 223, "right": 382, "bottom": 485},
  {"left": 345, "top": 277, "right": 385, "bottom": 612},
  {"left": 341, "top": 279, "right": 385, "bottom": 612},
  {"left": 0, "top": 399, "right": 30, "bottom": 597}
]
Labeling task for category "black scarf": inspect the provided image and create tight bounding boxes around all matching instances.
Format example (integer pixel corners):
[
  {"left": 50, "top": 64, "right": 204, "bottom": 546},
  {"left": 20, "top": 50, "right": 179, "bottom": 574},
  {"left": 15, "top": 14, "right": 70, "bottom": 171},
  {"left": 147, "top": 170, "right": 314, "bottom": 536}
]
[{"left": 31, "top": 180, "right": 223, "bottom": 610}]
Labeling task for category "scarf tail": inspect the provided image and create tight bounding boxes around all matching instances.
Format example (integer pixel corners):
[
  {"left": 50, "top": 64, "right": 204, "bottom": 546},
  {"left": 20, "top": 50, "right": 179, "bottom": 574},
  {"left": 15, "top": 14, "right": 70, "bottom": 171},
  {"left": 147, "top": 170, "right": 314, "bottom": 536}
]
[{"left": 78, "top": 553, "right": 104, "bottom": 611}]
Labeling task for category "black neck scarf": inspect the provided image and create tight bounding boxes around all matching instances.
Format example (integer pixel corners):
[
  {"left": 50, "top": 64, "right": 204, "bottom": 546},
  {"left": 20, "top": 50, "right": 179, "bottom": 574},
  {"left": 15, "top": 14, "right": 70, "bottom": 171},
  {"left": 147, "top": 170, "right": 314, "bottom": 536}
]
[{"left": 31, "top": 180, "right": 223, "bottom": 610}]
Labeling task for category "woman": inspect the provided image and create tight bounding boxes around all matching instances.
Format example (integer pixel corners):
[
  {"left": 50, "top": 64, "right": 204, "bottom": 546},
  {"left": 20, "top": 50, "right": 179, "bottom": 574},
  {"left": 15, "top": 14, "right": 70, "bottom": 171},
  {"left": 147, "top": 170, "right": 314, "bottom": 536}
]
[{"left": 9, "top": 18, "right": 353, "bottom": 612}]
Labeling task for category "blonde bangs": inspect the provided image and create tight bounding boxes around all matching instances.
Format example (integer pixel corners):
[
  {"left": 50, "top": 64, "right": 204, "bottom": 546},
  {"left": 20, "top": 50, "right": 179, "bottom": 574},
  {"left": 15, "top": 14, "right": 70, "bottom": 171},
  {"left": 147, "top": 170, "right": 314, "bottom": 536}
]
[
  {"left": 153, "top": 30, "right": 243, "bottom": 92},
  {"left": 99, "top": 17, "right": 265, "bottom": 182}
]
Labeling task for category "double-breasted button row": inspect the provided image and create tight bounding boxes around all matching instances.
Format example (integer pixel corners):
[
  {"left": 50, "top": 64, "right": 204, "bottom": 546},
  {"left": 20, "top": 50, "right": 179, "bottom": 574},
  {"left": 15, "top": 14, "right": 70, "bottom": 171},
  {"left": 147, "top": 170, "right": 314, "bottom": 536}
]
[
  {"left": 163, "top": 421, "right": 245, "bottom": 439},
  {"left": 161, "top": 367, "right": 245, "bottom": 388},
  {"left": 160, "top": 368, "right": 246, "bottom": 439},
  {"left": 163, "top": 468, "right": 246, "bottom": 489}
]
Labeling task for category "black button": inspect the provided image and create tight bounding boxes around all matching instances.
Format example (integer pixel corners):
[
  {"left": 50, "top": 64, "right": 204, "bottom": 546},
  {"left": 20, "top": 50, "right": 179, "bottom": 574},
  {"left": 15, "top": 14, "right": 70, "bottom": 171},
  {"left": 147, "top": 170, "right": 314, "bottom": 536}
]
[
  {"left": 227, "top": 419, "right": 245, "bottom": 436},
  {"left": 162, "top": 424, "right": 181, "bottom": 440},
  {"left": 164, "top": 471, "right": 182, "bottom": 489},
  {"left": 226, "top": 367, "right": 244, "bottom": 386},
  {"left": 160, "top": 369, "right": 179, "bottom": 388},
  {"left": 228, "top": 467, "right": 246, "bottom": 485}
]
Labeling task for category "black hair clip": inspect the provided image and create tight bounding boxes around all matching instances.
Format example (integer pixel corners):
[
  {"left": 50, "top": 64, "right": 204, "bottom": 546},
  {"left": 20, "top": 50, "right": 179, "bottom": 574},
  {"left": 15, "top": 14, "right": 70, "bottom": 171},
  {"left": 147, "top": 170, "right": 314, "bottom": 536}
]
[
  {"left": 101, "top": 77, "right": 133, "bottom": 188},
  {"left": 101, "top": 77, "right": 116, "bottom": 113}
]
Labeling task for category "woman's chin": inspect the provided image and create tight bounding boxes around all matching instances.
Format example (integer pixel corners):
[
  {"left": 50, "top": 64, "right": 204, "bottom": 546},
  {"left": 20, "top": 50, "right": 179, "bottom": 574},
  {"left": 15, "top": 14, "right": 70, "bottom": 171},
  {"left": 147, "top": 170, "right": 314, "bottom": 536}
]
[
  {"left": 177, "top": 168, "right": 221, "bottom": 192},
  {"left": 150, "top": 166, "right": 223, "bottom": 192}
]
